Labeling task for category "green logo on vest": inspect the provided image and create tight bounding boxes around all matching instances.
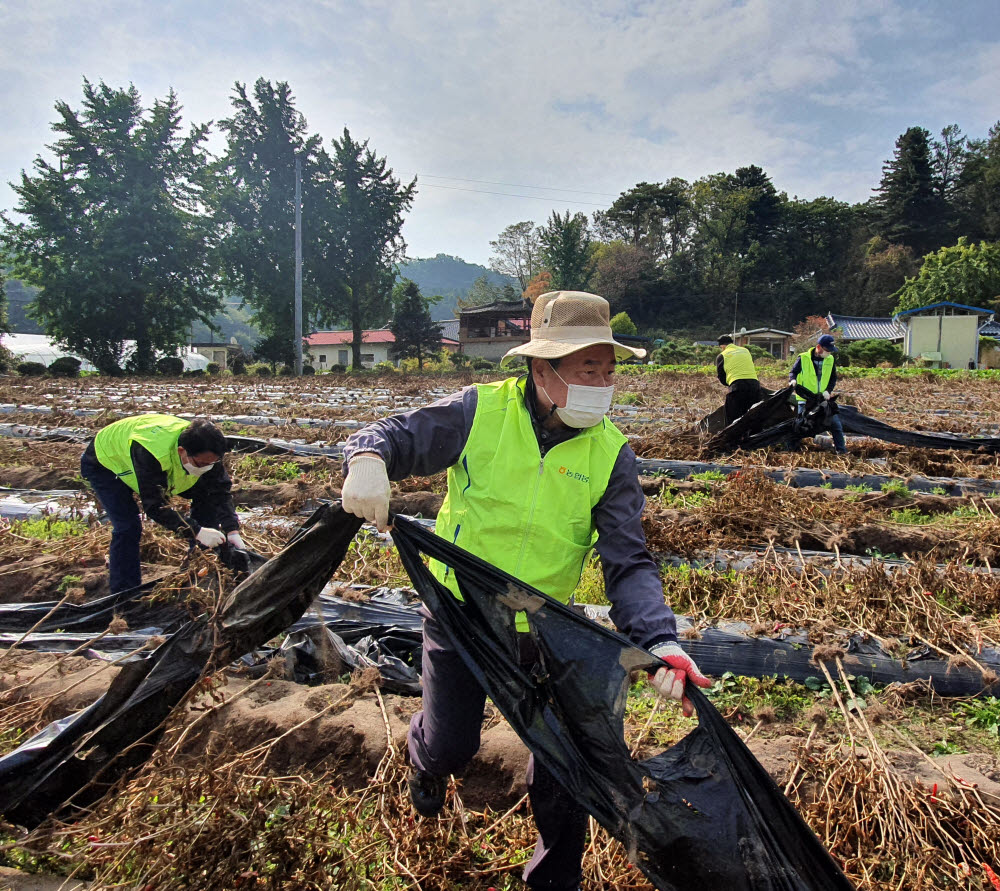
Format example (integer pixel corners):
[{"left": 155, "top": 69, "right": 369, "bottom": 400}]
[{"left": 558, "top": 466, "right": 590, "bottom": 483}]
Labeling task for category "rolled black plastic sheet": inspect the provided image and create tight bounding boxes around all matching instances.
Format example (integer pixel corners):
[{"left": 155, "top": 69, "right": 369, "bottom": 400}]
[
  {"left": 706, "top": 386, "right": 1000, "bottom": 454},
  {"left": 0, "top": 504, "right": 362, "bottom": 828},
  {"left": 390, "top": 515, "right": 855, "bottom": 891}
]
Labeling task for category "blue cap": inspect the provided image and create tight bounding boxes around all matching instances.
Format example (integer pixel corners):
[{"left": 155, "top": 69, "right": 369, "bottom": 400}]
[{"left": 817, "top": 334, "right": 838, "bottom": 352}]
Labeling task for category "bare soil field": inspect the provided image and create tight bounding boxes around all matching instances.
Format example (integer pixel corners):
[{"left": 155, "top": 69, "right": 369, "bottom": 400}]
[{"left": 2, "top": 370, "right": 1000, "bottom": 890}]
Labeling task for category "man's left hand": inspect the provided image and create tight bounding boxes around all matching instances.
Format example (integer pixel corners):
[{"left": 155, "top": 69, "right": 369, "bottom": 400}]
[{"left": 649, "top": 642, "right": 711, "bottom": 717}]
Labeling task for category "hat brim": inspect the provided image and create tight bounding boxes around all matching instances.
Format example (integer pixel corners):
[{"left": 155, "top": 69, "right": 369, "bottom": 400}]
[{"left": 501, "top": 336, "right": 645, "bottom": 365}]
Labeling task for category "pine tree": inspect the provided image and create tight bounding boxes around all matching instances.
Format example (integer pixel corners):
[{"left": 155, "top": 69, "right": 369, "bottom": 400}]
[
  {"left": 539, "top": 211, "right": 594, "bottom": 291},
  {"left": 874, "top": 127, "right": 947, "bottom": 256},
  {"left": 389, "top": 279, "right": 442, "bottom": 370}
]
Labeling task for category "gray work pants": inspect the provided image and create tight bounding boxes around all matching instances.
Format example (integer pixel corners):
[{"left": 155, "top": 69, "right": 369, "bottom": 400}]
[{"left": 408, "top": 608, "right": 588, "bottom": 891}]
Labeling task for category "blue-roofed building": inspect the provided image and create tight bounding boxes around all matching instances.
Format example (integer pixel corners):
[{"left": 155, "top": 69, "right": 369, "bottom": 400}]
[{"left": 892, "top": 301, "right": 995, "bottom": 369}]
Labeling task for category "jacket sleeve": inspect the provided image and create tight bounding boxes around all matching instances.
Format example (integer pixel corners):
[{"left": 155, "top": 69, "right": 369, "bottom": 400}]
[
  {"left": 715, "top": 354, "right": 727, "bottom": 386},
  {"left": 131, "top": 442, "right": 195, "bottom": 537},
  {"left": 828, "top": 364, "right": 838, "bottom": 392},
  {"left": 342, "top": 386, "right": 478, "bottom": 480},
  {"left": 593, "top": 443, "right": 678, "bottom": 649},
  {"left": 188, "top": 461, "right": 240, "bottom": 533},
  {"left": 788, "top": 356, "right": 801, "bottom": 380}
]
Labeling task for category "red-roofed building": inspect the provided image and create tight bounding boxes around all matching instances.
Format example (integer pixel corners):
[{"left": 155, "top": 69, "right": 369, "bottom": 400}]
[{"left": 304, "top": 329, "right": 459, "bottom": 369}]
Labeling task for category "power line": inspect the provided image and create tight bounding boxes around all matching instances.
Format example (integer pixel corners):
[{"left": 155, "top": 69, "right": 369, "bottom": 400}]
[
  {"left": 418, "top": 182, "right": 607, "bottom": 208},
  {"left": 418, "top": 173, "right": 620, "bottom": 198}
]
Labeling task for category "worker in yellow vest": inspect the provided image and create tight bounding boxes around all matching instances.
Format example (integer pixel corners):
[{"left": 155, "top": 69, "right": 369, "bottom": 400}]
[
  {"left": 787, "top": 334, "right": 847, "bottom": 454},
  {"left": 716, "top": 335, "right": 762, "bottom": 425},
  {"left": 80, "top": 415, "right": 248, "bottom": 592},
  {"left": 340, "top": 291, "right": 709, "bottom": 891}
]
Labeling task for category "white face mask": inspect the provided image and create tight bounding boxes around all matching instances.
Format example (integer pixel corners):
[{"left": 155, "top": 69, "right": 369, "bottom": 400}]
[
  {"left": 182, "top": 460, "right": 215, "bottom": 476},
  {"left": 540, "top": 363, "right": 615, "bottom": 428}
]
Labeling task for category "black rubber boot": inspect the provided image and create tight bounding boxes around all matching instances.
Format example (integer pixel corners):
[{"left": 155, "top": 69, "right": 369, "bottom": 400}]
[{"left": 407, "top": 769, "right": 447, "bottom": 817}]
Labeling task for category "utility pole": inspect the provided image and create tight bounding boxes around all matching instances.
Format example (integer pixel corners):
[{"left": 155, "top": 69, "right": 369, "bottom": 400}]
[{"left": 294, "top": 156, "right": 303, "bottom": 375}]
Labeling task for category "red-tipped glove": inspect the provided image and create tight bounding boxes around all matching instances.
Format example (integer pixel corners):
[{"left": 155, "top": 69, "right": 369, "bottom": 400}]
[{"left": 649, "top": 642, "right": 711, "bottom": 717}]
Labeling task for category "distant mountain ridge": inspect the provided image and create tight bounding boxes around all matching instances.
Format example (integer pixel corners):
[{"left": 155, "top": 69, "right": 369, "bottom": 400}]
[
  {"left": 398, "top": 254, "right": 515, "bottom": 320},
  {"left": 4, "top": 253, "right": 510, "bottom": 341}
]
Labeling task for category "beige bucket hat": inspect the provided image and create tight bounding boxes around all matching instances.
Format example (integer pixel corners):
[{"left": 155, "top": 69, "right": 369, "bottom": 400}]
[{"left": 501, "top": 291, "right": 646, "bottom": 364}]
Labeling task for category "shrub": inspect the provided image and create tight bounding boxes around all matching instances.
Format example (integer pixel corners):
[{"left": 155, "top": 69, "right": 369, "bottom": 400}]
[
  {"left": 230, "top": 354, "right": 247, "bottom": 375},
  {"left": 156, "top": 356, "right": 185, "bottom": 376},
  {"left": 650, "top": 339, "right": 716, "bottom": 365},
  {"left": 182, "top": 368, "right": 205, "bottom": 377},
  {"left": 609, "top": 312, "right": 638, "bottom": 336},
  {"left": 372, "top": 361, "right": 397, "bottom": 373},
  {"left": 278, "top": 365, "right": 294, "bottom": 376},
  {"left": 840, "top": 339, "right": 903, "bottom": 368},
  {"left": 469, "top": 356, "right": 496, "bottom": 371},
  {"left": 16, "top": 361, "right": 47, "bottom": 376},
  {"left": 302, "top": 364, "right": 315, "bottom": 375},
  {"left": 206, "top": 362, "right": 221, "bottom": 375},
  {"left": 248, "top": 363, "right": 272, "bottom": 377},
  {"left": 329, "top": 363, "right": 346, "bottom": 373},
  {"left": 48, "top": 356, "right": 82, "bottom": 377}
]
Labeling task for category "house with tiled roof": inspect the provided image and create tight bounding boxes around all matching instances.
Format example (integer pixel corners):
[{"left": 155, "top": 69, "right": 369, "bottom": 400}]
[
  {"left": 826, "top": 313, "right": 905, "bottom": 343},
  {"left": 304, "top": 329, "right": 459, "bottom": 369},
  {"left": 457, "top": 299, "right": 531, "bottom": 362}
]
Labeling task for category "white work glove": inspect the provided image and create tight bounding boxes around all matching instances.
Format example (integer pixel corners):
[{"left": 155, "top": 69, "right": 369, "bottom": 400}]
[
  {"left": 649, "top": 642, "right": 712, "bottom": 718},
  {"left": 195, "top": 527, "right": 226, "bottom": 549},
  {"left": 822, "top": 390, "right": 831, "bottom": 401},
  {"left": 342, "top": 453, "right": 391, "bottom": 531},
  {"left": 227, "top": 531, "right": 246, "bottom": 550}
]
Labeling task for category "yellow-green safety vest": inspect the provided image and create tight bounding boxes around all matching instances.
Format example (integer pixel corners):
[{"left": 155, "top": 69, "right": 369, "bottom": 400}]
[
  {"left": 93, "top": 414, "right": 200, "bottom": 496},
  {"left": 720, "top": 344, "right": 758, "bottom": 385},
  {"left": 794, "top": 351, "right": 834, "bottom": 402},
  {"left": 431, "top": 376, "right": 627, "bottom": 631}
]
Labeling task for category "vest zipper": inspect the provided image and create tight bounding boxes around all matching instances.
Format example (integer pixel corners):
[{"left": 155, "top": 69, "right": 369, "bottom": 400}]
[{"left": 514, "top": 457, "right": 546, "bottom": 577}]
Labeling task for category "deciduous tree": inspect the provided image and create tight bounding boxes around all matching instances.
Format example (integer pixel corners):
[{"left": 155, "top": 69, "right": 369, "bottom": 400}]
[
  {"left": 489, "top": 221, "right": 540, "bottom": 291},
  {"left": 892, "top": 238, "right": 1000, "bottom": 313},
  {"left": 956, "top": 121, "right": 1000, "bottom": 242}
]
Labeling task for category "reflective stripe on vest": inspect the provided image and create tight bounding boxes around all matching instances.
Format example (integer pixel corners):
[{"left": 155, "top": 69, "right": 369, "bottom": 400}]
[
  {"left": 794, "top": 351, "right": 834, "bottom": 402},
  {"left": 721, "top": 344, "right": 758, "bottom": 385},
  {"left": 93, "top": 414, "right": 199, "bottom": 496},
  {"left": 431, "top": 376, "right": 626, "bottom": 631}
]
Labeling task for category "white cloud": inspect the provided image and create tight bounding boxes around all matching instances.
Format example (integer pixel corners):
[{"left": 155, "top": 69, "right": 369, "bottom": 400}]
[{"left": 1, "top": 0, "right": 998, "bottom": 265}]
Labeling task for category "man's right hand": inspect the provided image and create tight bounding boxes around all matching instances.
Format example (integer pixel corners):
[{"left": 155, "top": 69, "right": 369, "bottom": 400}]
[
  {"left": 342, "top": 453, "right": 391, "bottom": 531},
  {"left": 195, "top": 527, "right": 226, "bottom": 549}
]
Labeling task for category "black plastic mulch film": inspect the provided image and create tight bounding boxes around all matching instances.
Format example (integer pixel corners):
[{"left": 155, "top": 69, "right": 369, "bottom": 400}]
[
  {"left": 389, "top": 515, "right": 854, "bottom": 891},
  {"left": 0, "top": 506, "right": 363, "bottom": 828},
  {"left": 2, "top": 505, "right": 853, "bottom": 889}
]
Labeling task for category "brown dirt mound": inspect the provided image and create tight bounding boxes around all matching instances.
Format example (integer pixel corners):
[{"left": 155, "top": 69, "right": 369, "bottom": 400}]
[
  {"left": 0, "top": 558, "right": 110, "bottom": 604},
  {"left": 0, "top": 466, "right": 85, "bottom": 490}
]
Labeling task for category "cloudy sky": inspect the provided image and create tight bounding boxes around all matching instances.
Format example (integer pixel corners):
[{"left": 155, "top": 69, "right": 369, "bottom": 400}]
[{"left": 2, "top": 0, "right": 998, "bottom": 266}]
